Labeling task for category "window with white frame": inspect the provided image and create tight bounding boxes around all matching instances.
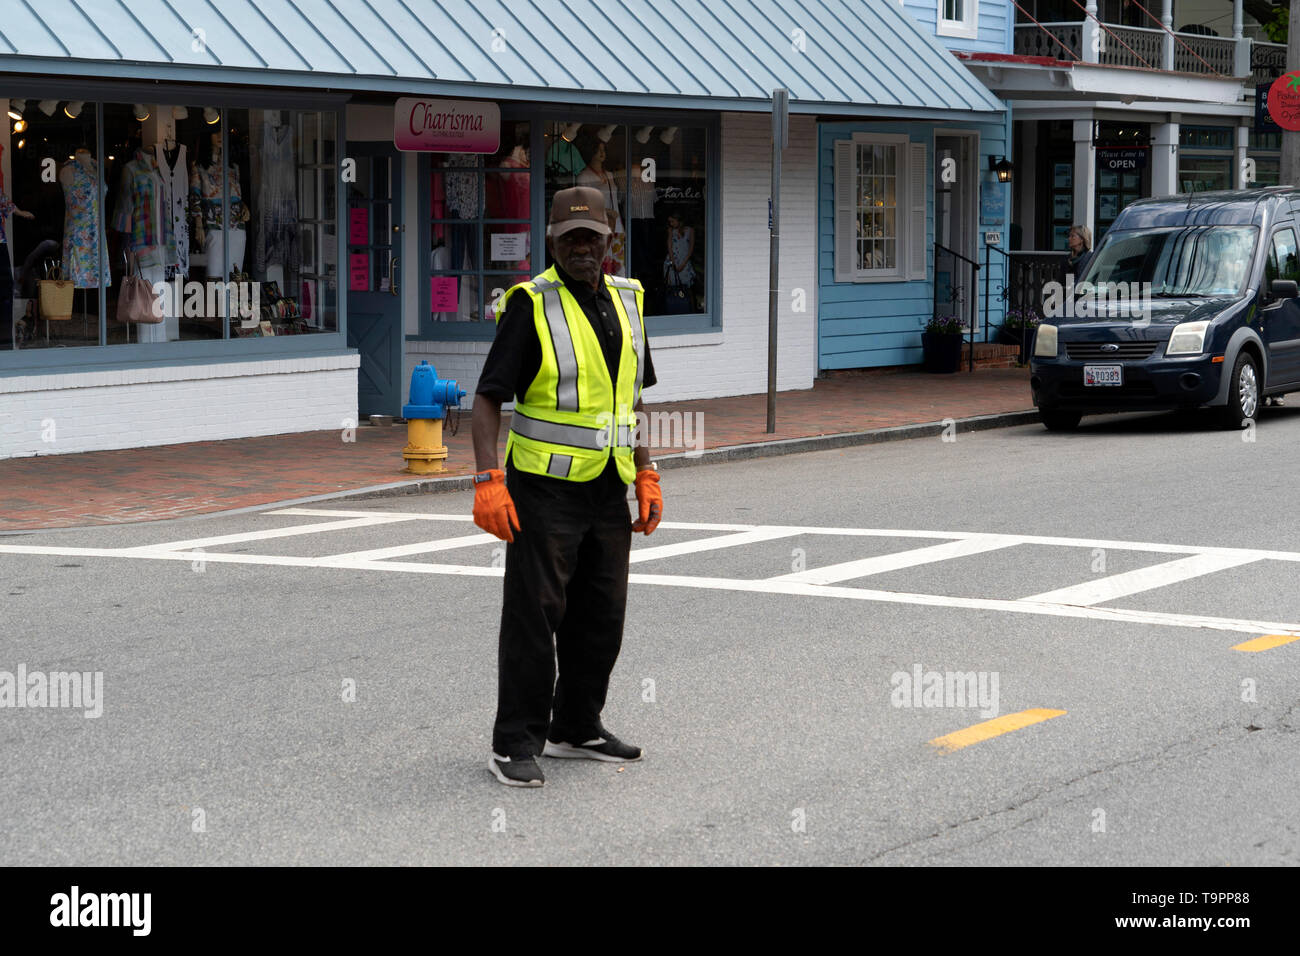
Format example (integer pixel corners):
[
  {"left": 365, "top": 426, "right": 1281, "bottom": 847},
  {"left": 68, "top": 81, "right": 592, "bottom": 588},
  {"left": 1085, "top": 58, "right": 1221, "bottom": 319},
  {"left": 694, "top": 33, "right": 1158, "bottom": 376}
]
[
  {"left": 834, "top": 134, "right": 927, "bottom": 282},
  {"left": 937, "top": 0, "right": 979, "bottom": 40}
]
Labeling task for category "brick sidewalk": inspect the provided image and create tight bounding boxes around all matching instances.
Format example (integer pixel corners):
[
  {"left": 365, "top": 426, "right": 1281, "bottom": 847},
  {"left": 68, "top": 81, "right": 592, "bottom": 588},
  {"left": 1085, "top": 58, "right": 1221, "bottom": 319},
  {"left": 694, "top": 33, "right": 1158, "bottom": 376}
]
[{"left": 0, "top": 368, "right": 1031, "bottom": 531}]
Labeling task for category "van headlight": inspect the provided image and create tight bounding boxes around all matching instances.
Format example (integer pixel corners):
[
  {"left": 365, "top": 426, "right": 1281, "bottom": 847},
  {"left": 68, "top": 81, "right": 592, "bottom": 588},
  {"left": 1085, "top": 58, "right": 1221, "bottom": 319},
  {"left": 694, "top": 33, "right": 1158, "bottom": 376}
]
[
  {"left": 1166, "top": 321, "right": 1210, "bottom": 356},
  {"left": 1034, "top": 324, "right": 1058, "bottom": 358}
]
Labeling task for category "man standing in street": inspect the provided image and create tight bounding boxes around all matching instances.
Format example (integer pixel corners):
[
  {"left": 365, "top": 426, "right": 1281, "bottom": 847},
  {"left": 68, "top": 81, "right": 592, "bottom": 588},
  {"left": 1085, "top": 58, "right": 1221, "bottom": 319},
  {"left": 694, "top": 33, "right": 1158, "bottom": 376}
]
[{"left": 472, "top": 186, "right": 663, "bottom": 788}]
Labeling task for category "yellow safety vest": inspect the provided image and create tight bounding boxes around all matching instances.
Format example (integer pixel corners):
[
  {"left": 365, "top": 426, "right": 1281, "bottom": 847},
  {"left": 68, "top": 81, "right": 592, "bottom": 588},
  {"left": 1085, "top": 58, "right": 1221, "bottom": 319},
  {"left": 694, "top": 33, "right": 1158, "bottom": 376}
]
[{"left": 494, "top": 265, "right": 646, "bottom": 483}]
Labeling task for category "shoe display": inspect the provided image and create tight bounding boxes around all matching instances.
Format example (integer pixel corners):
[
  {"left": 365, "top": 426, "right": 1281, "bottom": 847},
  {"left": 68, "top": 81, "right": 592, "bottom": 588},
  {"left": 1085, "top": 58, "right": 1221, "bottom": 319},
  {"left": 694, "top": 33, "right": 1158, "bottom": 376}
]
[{"left": 488, "top": 753, "right": 545, "bottom": 787}]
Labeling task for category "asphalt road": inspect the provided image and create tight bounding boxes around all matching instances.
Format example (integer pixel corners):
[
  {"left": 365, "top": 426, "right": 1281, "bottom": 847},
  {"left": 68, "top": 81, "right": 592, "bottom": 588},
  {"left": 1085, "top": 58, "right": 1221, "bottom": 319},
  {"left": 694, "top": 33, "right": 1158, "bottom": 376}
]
[{"left": 2, "top": 404, "right": 1299, "bottom": 866}]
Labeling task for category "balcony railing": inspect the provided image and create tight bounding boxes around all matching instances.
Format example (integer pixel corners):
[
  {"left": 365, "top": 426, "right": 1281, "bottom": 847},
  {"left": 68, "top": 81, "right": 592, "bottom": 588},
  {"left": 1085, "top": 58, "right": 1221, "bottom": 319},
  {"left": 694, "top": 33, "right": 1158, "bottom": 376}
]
[
  {"left": 1014, "top": 22, "right": 1238, "bottom": 76},
  {"left": 1252, "top": 40, "right": 1286, "bottom": 84}
]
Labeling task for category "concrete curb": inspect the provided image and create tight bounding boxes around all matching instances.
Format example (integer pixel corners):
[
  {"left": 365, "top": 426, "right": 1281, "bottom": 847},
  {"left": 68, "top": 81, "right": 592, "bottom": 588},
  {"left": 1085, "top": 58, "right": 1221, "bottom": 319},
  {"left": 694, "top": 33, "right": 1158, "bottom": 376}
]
[{"left": 327, "top": 408, "right": 1041, "bottom": 502}]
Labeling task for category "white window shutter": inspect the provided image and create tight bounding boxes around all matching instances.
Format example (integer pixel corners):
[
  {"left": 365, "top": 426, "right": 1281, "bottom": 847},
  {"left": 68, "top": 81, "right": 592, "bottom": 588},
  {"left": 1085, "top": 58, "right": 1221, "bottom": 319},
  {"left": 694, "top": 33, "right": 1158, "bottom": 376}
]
[
  {"left": 907, "top": 142, "right": 927, "bottom": 281},
  {"left": 834, "top": 140, "right": 855, "bottom": 282}
]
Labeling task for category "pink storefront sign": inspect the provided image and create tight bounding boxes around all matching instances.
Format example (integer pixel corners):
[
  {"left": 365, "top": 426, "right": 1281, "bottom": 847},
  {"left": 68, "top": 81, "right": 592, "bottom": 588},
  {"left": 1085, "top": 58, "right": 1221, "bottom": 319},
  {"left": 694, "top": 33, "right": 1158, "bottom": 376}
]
[
  {"left": 430, "top": 276, "right": 458, "bottom": 312},
  {"left": 349, "top": 253, "right": 370, "bottom": 292},
  {"left": 349, "top": 208, "right": 369, "bottom": 245},
  {"left": 394, "top": 98, "right": 500, "bottom": 153}
]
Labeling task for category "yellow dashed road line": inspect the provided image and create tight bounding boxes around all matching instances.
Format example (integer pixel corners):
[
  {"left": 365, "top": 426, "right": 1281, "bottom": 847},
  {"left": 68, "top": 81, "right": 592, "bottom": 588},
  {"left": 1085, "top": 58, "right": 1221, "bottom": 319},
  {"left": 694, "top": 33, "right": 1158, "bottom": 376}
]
[
  {"left": 1232, "top": 634, "right": 1300, "bottom": 653},
  {"left": 929, "top": 708, "right": 1067, "bottom": 754}
]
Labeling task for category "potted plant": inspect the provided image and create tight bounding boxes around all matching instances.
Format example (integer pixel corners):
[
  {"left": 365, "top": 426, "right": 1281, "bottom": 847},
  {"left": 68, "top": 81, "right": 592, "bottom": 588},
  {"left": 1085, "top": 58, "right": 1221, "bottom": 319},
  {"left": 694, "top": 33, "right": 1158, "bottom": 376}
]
[
  {"left": 997, "top": 308, "right": 1041, "bottom": 346},
  {"left": 922, "top": 314, "right": 964, "bottom": 373}
]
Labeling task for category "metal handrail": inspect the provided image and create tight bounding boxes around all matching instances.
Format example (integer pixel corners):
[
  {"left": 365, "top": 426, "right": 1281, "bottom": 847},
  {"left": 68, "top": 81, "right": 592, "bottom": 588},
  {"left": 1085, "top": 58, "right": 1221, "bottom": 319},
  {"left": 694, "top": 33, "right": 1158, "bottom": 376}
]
[{"left": 933, "top": 242, "right": 981, "bottom": 372}]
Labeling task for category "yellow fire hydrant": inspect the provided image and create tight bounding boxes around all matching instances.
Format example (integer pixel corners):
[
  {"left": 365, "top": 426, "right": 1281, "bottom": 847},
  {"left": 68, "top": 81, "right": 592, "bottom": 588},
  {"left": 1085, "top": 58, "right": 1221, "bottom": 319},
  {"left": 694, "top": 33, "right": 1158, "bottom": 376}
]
[{"left": 402, "top": 361, "right": 465, "bottom": 474}]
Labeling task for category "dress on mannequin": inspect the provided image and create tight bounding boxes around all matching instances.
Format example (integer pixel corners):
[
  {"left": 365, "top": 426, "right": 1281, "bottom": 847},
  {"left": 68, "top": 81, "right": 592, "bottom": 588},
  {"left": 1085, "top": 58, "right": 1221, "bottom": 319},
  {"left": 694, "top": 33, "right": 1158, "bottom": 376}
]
[
  {"left": 189, "top": 155, "right": 247, "bottom": 279},
  {"left": 154, "top": 142, "right": 189, "bottom": 278},
  {"left": 61, "top": 151, "right": 110, "bottom": 288},
  {"left": 253, "top": 121, "right": 296, "bottom": 276},
  {"left": 115, "top": 148, "right": 177, "bottom": 342}
]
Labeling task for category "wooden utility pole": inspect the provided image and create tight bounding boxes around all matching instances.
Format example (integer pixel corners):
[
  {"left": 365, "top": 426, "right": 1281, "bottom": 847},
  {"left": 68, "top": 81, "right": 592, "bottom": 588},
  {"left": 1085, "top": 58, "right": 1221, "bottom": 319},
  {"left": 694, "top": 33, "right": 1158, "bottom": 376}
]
[{"left": 1282, "top": 0, "right": 1300, "bottom": 186}]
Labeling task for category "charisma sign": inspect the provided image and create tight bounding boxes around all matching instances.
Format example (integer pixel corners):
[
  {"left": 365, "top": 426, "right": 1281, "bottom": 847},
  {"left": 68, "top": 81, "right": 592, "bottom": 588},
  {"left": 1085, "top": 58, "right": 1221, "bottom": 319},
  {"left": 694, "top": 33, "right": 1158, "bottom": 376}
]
[{"left": 394, "top": 98, "right": 500, "bottom": 153}]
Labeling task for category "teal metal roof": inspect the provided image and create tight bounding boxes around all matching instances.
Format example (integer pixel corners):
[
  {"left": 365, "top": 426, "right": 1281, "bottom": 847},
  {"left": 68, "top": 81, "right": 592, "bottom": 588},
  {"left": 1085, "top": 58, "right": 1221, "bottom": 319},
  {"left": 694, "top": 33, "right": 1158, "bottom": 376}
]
[{"left": 0, "top": 0, "right": 1003, "bottom": 118}]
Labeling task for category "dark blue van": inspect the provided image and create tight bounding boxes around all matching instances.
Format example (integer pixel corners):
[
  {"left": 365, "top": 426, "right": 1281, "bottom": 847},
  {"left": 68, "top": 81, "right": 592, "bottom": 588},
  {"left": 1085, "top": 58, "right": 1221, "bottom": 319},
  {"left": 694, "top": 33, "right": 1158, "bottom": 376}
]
[{"left": 1029, "top": 188, "right": 1300, "bottom": 430}]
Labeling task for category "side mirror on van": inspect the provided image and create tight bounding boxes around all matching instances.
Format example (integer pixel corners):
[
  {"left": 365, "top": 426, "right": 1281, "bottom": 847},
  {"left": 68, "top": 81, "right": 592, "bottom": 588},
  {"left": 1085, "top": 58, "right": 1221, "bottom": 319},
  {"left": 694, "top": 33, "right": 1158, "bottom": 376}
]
[{"left": 1271, "top": 279, "right": 1299, "bottom": 298}]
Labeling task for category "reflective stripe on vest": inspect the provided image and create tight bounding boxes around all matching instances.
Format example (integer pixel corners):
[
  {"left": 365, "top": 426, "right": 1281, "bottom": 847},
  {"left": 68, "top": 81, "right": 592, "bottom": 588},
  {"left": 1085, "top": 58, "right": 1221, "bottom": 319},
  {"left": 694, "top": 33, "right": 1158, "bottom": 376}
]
[
  {"left": 532, "top": 279, "right": 580, "bottom": 412},
  {"left": 511, "top": 411, "right": 608, "bottom": 451},
  {"left": 547, "top": 454, "right": 573, "bottom": 478}
]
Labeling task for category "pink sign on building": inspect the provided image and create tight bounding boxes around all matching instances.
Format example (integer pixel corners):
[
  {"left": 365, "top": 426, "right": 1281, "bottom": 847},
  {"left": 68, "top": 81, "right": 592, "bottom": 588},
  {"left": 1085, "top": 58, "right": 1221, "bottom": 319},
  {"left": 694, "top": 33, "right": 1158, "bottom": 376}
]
[{"left": 394, "top": 98, "right": 501, "bottom": 153}]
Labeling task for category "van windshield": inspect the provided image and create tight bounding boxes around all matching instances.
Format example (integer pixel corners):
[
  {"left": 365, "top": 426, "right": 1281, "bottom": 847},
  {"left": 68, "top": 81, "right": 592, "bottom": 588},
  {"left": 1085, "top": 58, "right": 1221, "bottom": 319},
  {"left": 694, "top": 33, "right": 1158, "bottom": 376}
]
[{"left": 1081, "top": 225, "right": 1258, "bottom": 297}]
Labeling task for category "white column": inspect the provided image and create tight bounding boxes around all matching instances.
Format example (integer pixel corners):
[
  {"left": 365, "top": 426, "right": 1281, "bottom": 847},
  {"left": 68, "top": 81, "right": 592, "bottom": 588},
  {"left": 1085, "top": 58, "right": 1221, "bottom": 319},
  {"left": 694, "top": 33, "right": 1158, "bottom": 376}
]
[
  {"left": 1236, "top": 124, "right": 1250, "bottom": 188},
  {"left": 1082, "top": 2, "right": 1100, "bottom": 64},
  {"left": 1151, "top": 121, "right": 1179, "bottom": 197},
  {"left": 1073, "top": 119, "right": 1096, "bottom": 238},
  {"left": 1232, "top": 0, "right": 1250, "bottom": 77},
  {"left": 1161, "top": 0, "right": 1174, "bottom": 72}
]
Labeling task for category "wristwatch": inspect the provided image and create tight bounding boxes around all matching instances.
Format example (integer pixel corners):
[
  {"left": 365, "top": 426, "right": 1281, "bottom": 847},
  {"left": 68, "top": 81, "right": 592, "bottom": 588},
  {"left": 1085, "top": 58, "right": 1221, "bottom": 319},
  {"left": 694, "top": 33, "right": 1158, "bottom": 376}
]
[{"left": 473, "top": 470, "right": 495, "bottom": 484}]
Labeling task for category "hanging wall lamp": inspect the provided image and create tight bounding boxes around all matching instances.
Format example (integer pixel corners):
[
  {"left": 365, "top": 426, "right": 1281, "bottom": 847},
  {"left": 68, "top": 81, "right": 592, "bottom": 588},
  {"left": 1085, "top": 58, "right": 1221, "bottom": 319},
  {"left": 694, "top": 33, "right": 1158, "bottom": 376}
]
[{"left": 989, "top": 155, "right": 1014, "bottom": 183}]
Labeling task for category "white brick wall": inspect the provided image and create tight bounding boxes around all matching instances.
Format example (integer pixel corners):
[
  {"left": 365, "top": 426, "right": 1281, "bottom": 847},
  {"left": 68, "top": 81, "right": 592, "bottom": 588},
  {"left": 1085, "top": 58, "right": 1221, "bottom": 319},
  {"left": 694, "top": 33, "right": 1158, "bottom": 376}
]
[
  {"left": 408, "top": 111, "right": 818, "bottom": 406},
  {"left": 0, "top": 354, "right": 359, "bottom": 458}
]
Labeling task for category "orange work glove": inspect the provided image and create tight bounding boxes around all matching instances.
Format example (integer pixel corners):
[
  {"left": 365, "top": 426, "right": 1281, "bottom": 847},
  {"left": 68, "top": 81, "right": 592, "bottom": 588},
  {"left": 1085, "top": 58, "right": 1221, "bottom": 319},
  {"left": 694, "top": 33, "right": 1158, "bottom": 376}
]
[
  {"left": 472, "top": 469, "right": 521, "bottom": 543},
  {"left": 631, "top": 468, "right": 662, "bottom": 535}
]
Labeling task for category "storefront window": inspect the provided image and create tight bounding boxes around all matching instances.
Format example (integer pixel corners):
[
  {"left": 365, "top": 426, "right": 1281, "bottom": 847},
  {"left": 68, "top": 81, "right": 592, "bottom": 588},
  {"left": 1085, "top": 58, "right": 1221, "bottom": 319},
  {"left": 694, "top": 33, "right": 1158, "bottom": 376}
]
[
  {"left": 428, "top": 122, "right": 530, "bottom": 323},
  {"left": 3, "top": 96, "right": 338, "bottom": 352},
  {"left": 226, "top": 108, "right": 338, "bottom": 337},
  {"left": 3, "top": 98, "right": 103, "bottom": 350},
  {"left": 543, "top": 122, "right": 708, "bottom": 317},
  {"left": 1178, "top": 156, "right": 1231, "bottom": 193}
]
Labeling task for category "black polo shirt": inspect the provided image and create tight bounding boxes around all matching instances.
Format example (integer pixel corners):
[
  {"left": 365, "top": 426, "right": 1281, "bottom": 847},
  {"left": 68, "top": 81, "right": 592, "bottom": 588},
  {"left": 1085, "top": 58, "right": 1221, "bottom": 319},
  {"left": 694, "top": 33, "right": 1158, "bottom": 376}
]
[{"left": 477, "top": 265, "right": 657, "bottom": 488}]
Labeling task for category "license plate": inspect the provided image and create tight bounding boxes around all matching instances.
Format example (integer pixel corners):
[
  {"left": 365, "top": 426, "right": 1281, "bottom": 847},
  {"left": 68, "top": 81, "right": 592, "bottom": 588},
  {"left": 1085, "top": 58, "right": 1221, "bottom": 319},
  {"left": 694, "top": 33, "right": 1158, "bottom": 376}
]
[{"left": 1084, "top": 365, "right": 1123, "bottom": 386}]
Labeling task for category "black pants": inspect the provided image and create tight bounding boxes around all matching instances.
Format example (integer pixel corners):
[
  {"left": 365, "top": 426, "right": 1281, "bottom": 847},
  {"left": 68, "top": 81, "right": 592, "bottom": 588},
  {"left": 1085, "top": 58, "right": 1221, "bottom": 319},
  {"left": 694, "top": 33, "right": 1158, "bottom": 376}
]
[{"left": 492, "top": 459, "right": 632, "bottom": 757}]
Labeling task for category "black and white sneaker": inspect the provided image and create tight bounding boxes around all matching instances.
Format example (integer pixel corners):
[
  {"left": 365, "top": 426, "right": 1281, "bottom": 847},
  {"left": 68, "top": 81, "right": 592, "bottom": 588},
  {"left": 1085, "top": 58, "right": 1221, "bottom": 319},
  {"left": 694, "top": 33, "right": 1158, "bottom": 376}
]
[
  {"left": 488, "top": 753, "right": 545, "bottom": 787},
  {"left": 543, "top": 732, "right": 643, "bottom": 762}
]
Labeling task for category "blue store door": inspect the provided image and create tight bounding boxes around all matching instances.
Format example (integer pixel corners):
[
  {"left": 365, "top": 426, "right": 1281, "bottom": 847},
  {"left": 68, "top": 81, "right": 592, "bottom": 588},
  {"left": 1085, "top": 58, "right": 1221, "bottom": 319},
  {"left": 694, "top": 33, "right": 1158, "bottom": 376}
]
[{"left": 347, "top": 145, "right": 404, "bottom": 417}]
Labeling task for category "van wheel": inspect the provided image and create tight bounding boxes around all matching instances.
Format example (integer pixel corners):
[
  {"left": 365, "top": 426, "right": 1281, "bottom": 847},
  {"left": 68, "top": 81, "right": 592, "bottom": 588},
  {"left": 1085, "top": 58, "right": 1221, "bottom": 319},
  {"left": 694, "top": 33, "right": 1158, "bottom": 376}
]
[
  {"left": 1218, "top": 352, "right": 1259, "bottom": 429},
  {"left": 1040, "top": 408, "right": 1082, "bottom": 432}
]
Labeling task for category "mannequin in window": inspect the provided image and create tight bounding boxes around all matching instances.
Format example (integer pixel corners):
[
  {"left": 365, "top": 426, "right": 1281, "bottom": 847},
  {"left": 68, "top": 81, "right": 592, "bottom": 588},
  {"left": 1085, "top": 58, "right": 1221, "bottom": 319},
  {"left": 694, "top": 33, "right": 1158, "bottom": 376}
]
[
  {"left": 190, "top": 131, "right": 250, "bottom": 283},
  {"left": 60, "top": 148, "right": 110, "bottom": 290},
  {"left": 115, "top": 140, "right": 184, "bottom": 341},
  {"left": 577, "top": 137, "right": 625, "bottom": 275}
]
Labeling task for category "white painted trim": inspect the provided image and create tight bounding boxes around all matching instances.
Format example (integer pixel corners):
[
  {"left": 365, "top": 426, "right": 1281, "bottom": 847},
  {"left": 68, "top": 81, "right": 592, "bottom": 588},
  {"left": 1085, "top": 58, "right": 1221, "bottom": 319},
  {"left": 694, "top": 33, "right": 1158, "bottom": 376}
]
[
  {"left": 838, "top": 132, "right": 911, "bottom": 283},
  {"left": 936, "top": 0, "right": 979, "bottom": 40},
  {"left": 0, "top": 353, "right": 359, "bottom": 394}
]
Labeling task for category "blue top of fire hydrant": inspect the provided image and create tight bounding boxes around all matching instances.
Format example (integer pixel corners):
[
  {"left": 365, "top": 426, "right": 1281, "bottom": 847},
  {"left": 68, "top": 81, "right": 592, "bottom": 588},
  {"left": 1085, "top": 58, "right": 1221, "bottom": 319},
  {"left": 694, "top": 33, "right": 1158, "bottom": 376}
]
[{"left": 403, "top": 360, "right": 465, "bottom": 419}]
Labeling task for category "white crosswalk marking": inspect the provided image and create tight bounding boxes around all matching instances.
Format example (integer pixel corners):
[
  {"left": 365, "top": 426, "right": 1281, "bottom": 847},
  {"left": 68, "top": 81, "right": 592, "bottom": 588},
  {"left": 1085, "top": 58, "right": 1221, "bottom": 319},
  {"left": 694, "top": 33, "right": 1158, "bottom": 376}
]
[
  {"left": 1021, "top": 552, "right": 1262, "bottom": 607},
  {"left": 771, "top": 535, "right": 1017, "bottom": 585},
  {"left": 629, "top": 527, "right": 802, "bottom": 564},
  {"left": 3, "top": 508, "right": 1299, "bottom": 638}
]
